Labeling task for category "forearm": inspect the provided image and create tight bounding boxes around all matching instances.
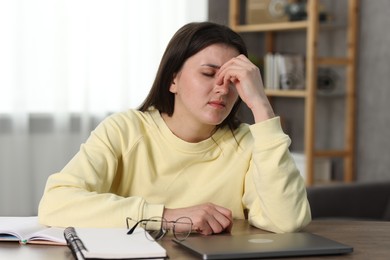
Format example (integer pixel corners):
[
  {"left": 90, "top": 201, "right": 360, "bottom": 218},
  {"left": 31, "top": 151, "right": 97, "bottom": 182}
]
[
  {"left": 245, "top": 163, "right": 311, "bottom": 233},
  {"left": 249, "top": 96, "right": 275, "bottom": 123},
  {"left": 38, "top": 174, "right": 164, "bottom": 228},
  {"left": 243, "top": 118, "right": 311, "bottom": 233}
]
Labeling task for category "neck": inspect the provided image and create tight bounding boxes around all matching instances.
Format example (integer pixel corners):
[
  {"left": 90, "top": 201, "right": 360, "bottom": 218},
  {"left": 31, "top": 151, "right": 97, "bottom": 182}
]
[{"left": 161, "top": 113, "right": 216, "bottom": 143}]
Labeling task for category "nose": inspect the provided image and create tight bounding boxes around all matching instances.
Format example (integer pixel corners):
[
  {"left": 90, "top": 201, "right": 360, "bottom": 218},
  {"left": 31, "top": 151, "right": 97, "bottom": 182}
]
[{"left": 214, "top": 80, "right": 230, "bottom": 95}]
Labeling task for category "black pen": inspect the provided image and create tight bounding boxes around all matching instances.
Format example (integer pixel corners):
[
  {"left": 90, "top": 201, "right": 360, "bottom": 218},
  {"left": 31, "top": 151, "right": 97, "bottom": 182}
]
[{"left": 64, "top": 227, "right": 87, "bottom": 260}]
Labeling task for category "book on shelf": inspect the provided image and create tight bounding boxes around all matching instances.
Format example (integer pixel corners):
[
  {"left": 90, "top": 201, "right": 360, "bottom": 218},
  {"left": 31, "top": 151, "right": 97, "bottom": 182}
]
[
  {"left": 264, "top": 53, "right": 305, "bottom": 90},
  {"left": 64, "top": 226, "right": 167, "bottom": 259},
  {"left": 0, "top": 216, "right": 66, "bottom": 245}
]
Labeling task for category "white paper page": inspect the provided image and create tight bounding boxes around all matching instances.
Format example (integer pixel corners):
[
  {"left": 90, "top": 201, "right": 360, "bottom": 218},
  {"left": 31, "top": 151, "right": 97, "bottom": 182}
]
[
  {"left": 29, "top": 227, "right": 66, "bottom": 244},
  {"left": 0, "top": 216, "right": 45, "bottom": 241},
  {"left": 76, "top": 227, "right": 166, "bottom": 259}
]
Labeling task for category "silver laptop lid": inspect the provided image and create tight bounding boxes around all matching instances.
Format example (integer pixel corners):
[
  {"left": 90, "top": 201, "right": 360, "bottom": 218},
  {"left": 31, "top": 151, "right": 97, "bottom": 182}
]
[{"left": 173, "top": 232, "right": 353, "bottom": 259}]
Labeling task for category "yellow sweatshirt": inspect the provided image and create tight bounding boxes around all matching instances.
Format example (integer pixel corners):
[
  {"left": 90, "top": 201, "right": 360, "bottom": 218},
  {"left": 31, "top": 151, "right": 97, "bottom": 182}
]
[{"left": 38, "top": 108, "right": 311, "bottom": 233}]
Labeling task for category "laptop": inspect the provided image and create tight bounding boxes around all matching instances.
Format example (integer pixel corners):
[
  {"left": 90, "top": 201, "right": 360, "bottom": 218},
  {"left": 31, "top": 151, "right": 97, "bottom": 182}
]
[{"left": 173, "top": 232, "right": 353, "bottom": 259}]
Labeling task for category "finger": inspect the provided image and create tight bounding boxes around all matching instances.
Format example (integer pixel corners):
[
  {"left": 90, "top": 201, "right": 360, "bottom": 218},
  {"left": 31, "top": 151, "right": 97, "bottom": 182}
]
[
  {"left": 218, "top": 60, "right": 254, "bottom": 87},
  {"left": 194, "top": 222, "right": 214, "bottom": 236},
  {"left": 196, "top": 215, "right": 224, "bottom": 235},
  {"left": 194, "top": 221, "right": 229, "bottom": 235},
  {"left": 217, "top": 67, "right": 240, "bottom": 89},
  {"left": 192, "top": 204, "right": 232, "bottom": 235},
  {"left": 204, "top": 207, "right": 233, "bottom": 234},
  {"left": 213, "top": 209, "right": 233, "bottom": 231},
  {"left": 214, "top": 204, "right": 233, "bottom": 219},
  {"left": 216, "top": 56, "right": 244, "bottom": 84},
  {"left": 209, "top": 215, "right": 233, "bottom": 234},
  {"left": 219, "top": 55, "right": 251, "bottom": 74}
]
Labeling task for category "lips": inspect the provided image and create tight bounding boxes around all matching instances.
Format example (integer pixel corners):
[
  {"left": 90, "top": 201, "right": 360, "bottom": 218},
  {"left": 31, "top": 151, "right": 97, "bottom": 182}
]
[{"left": 208, "top": 100, "right": 226, "bottom": 108}]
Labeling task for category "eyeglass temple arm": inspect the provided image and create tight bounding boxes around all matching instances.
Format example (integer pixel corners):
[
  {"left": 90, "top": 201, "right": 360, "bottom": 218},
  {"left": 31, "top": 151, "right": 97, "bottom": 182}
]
[{"left": 127, "top": 221, "right": 141, "bottom": 235}]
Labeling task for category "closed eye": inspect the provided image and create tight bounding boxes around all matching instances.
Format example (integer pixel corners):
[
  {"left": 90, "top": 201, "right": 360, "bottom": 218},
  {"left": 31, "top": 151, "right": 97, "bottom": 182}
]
[{"left": 202, "top": 72, "right": 215, "bottom": 78}]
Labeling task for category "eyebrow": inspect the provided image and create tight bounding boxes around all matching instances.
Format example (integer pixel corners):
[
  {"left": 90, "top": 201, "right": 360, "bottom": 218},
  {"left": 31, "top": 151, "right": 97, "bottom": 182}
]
[{"left": 201, "top": 63, "right": 221, "bottom": 69}]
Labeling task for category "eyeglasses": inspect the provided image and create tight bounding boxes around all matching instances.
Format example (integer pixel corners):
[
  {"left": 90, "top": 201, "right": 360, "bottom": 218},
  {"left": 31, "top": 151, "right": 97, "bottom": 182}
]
[{"left": 126, "top": 216, "right": 193, "bottom": 241}]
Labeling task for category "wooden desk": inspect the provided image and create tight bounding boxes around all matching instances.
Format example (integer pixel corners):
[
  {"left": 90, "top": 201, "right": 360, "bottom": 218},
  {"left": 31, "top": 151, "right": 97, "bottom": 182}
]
[{"left": 1, "top": 220, "right": 389, "bottom": 259}]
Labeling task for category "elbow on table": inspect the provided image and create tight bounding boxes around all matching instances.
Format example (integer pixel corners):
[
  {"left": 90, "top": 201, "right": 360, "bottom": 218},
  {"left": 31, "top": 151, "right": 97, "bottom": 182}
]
[
  {"left": 37, "top": 203, "right": 51, "bottom": 226},
  {"left": 282, "top": 206, "right": 312, "bottom": 233},
  {"left": 250, "top": 207, "right": 312, "bottom": 233},
  {"left": 280, "top": 213, "right": 312, "bottom": 233},
  {"left": 38, "top": 212, "right": 53, "bottom": 227},
  {"left": 276, "top": 196, "right": 313, "bottom": 233},
  {"left": 37, "top": 195, "right": 60, "bottom": 227},
  {"left": 271, "top": 216, "right": 312, "bottom": 233}
]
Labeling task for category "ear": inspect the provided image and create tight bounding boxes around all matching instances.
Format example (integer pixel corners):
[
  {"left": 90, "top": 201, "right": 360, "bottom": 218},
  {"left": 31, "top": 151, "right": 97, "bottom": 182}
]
[
  {"left": 169, "top": 81, "right": 177, "bottom": 93},
  {"left": 169, "top": 74, "right": 178, "bottom": 93}
]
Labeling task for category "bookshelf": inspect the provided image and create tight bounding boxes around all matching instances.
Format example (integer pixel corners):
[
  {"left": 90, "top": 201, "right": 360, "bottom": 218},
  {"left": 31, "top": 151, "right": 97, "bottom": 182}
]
[{"left": 229, "top": 0, "right": 359, "bottom": 185}]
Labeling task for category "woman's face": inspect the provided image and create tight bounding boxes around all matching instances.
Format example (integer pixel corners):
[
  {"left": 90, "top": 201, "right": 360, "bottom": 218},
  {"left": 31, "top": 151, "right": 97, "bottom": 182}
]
[{"left": 169, "top": 43, "right": 239, "bottom": 129}]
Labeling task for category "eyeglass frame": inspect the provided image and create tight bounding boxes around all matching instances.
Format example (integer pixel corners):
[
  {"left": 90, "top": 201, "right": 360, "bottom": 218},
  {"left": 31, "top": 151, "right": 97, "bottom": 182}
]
[{"left": 126, "top": 216, "right": 193, "bottom": 241}]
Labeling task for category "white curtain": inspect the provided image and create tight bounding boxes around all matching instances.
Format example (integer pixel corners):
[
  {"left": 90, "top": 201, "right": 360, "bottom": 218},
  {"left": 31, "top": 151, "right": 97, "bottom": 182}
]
[{"left": 0, "top": 0, "right": 208, "bottom": 216}]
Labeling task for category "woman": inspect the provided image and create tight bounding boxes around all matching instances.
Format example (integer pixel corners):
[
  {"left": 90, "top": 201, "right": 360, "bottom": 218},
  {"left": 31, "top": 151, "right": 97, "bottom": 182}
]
[{"left": 38, "top": 22, "right": 311, "bottom": 235}]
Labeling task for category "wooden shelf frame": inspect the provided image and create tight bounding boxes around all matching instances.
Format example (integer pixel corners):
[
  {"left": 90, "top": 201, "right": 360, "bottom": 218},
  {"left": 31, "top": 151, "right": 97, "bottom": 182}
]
[
  {"left": 231, "top": 21, "right": 309, "bottom": 32},
  {"left": 229, "top": 0, "right": 359, "bottom": 185},
  {"left": 265, "top": 89, "right": 308, "bottom": 98}
]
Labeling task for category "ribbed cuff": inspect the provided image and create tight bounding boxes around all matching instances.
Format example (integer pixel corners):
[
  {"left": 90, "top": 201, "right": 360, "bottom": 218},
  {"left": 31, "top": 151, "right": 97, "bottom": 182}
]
[
  {"left": 143, "top": 203, "right": 165, "bottom": 219},
  {"left": 249, "top": 117, "right": 289, "bottom": 148}
]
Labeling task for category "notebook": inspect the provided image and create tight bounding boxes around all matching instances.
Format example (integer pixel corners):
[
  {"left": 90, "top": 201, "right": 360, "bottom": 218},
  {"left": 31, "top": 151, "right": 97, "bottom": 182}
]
[
  {"left": 0, "top": 216, "right": 66, "bottom": 245},
  {"left": 65, "top": 227, "right": 166, "bottom": 259},
  {"left": 173, "top": 232, "right": 353, "bottom": 259}
]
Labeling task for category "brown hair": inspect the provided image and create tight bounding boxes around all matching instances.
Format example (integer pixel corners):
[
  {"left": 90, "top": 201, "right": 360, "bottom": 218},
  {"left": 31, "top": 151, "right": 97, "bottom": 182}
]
[{"left": 138, "top": 22, "right": 248, "bottom": 130}]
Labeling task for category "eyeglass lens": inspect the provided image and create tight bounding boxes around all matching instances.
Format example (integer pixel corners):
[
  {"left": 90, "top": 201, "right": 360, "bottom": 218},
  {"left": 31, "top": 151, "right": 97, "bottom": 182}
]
[
  {"left": 144, "top": 216, "right": 168, "bottom": 241},
  {"left": 130, "top": 216, "right": 193, "bottom": 241},
  {"left": 172, "top": 216, "right": 192, "bottom": 241}
]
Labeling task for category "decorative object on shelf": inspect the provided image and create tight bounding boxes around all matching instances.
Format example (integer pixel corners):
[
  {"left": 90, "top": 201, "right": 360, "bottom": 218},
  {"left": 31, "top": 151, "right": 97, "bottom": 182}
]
[
  {"left": 285, "top": 0, "right": 307, "bottom": 21},
  {"left": 285, "top": 0, "right": 330, "bottom": 22},
  {"left": 264, "top": 53, "right": 305, "bottom": 90},
  {"left": 246, "top": 0, "right": 290, "bottom": 24},
  {"left": 278, "top": 54, "right": 305, "bottom": 90},
  {"left": 317, "top": 68, "right": 339, "bottom": 94}
]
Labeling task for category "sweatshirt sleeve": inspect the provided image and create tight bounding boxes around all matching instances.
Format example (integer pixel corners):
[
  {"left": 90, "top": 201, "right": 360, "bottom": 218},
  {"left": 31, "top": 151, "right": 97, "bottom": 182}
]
[
  {"left": 38, "top": 114, "right": 164, "bottom": 228},
  {"left": 242, "top": 117, "right": 311, "bottom": 233}
]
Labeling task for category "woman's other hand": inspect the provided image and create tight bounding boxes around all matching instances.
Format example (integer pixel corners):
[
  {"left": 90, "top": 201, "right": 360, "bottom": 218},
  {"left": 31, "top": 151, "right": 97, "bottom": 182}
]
[{"left": 163, "top": 203, "right": 233, "bottom": 235}]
